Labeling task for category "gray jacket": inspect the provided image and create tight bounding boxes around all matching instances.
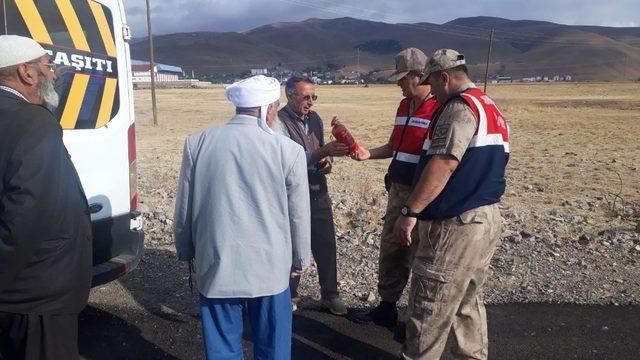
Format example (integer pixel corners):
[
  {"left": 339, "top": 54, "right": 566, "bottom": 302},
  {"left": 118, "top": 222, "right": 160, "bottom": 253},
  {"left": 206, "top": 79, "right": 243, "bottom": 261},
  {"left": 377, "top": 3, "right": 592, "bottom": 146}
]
[{"left": 173, "top": 115, "right": 311, "bottom": 298}]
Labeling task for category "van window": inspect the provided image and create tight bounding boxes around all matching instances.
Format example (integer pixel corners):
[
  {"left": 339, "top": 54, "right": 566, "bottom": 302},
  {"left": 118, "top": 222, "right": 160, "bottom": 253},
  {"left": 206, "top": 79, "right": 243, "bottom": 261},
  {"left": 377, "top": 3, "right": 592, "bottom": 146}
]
[{"left": 2, "top": 0, "right": 120, "bottom": 130}]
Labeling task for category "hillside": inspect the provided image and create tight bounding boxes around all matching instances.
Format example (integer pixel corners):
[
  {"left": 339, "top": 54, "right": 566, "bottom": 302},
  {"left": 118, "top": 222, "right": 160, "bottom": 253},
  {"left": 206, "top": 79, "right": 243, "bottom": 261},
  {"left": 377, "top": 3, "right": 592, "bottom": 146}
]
[{"left": 130, "top": 16, "right": 640, "bottom": 81}]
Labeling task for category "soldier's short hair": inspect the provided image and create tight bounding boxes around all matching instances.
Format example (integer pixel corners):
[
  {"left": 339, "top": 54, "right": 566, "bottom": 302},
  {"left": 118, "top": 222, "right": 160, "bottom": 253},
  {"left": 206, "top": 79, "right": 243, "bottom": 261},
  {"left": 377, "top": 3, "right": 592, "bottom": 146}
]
[{"left": 444, "top": 65, "right": 469, "bottom": 77}]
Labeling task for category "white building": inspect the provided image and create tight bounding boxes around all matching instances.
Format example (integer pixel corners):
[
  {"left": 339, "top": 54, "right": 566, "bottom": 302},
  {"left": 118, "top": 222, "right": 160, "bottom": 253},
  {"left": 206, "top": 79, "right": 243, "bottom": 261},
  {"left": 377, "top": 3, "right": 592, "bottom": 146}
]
[
  {"left": 131, "top": 60, "right": 183, "bottom": 83},
  {"left": 251, "top": 68, "right": 268, "bottom": 76}
]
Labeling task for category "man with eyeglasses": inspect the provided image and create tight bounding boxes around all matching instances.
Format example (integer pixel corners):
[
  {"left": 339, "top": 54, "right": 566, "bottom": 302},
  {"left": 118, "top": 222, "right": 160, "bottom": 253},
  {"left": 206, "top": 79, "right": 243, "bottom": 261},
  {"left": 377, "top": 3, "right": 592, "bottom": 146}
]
[
  {"left": 278, "top": 76, "right": 350, "bottom": 316},
  {"left": 0, "top": 35, "right": 92, "bottom": 359}
]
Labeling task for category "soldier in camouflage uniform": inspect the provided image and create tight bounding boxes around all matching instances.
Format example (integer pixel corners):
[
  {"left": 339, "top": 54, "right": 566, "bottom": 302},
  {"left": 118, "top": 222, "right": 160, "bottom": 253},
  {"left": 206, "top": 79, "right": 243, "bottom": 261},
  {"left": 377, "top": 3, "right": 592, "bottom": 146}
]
[
  {"left": 353, "top": 48, "right": 439, "bottom": 328},
  {"left": 394, "top": 49, "right": 510, "bottom": 359}
]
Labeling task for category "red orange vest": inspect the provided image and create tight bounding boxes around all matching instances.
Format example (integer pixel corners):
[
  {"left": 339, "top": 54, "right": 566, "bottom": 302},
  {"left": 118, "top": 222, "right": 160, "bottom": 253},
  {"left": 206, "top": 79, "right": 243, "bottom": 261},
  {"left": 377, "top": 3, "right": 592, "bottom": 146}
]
[{"left": 387, "top": 97, "right": 439, "bottom": 186}]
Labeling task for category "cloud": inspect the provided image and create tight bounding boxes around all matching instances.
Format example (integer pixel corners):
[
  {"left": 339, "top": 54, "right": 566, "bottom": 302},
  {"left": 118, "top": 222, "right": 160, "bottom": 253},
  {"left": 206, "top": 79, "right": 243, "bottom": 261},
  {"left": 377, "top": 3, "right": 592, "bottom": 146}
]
[{"left": 123, "top": 0, "right": 640, "bottom": 37}]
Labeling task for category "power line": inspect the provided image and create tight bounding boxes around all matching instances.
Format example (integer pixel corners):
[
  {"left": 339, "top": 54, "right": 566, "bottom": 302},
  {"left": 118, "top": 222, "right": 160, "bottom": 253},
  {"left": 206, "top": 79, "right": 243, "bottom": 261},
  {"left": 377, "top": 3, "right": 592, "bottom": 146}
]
[
  {"left": 274, "top": 0, "right": 640, "bottom": 49},
  {"left": 301, "top": 0, "right": 393, "bottom": 23},
  {"left": 160, "top": 0, "right": 640, "bottom": 73},
  {"left": 305, "top": 0, "right": 560, "bottom": 39},
  {"left": 305, "top": 0, "right": 637, "bottom": 48}
]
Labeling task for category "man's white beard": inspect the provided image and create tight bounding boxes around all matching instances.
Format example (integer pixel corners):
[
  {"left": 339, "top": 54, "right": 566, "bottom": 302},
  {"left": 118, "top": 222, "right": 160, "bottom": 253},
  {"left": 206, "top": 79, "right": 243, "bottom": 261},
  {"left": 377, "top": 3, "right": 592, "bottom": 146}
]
[
  {"left": 270, "top": 115, "right": 287, "bottom": 135},
  {"left": 37, "top": 75, "right": 60, "bottom": 110}
]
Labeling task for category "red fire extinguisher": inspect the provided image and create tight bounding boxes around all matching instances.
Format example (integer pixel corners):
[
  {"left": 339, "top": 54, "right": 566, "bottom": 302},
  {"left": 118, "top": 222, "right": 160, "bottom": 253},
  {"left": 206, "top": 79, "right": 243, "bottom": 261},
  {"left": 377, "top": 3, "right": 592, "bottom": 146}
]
[{"left": 330, "top": 116, "right": 359, "bottom": 153}]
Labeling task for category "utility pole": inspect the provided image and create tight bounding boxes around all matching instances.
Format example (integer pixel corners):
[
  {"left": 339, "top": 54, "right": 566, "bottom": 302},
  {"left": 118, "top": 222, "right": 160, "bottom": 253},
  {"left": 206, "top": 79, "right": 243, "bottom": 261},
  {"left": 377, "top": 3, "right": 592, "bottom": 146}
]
[
  {"left": 483, "top": 28, "right": 495, "bottom": 93},
  {"left": 145, "top": 0, "right": 158, "bottom": 126},
  {"left": 3, "top": 0, "right": 8, "bottom": 34},
  {"left": 356, "top": 48, "right": 360, "bottom": 86}
]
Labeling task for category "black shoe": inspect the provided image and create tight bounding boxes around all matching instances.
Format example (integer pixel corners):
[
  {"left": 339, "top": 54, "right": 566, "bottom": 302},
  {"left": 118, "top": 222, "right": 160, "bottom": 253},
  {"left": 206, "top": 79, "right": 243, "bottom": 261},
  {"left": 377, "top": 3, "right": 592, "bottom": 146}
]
[
  {"left": 393, "top": 321, "right": 406, "bottom": 344},
  {"left": 321, "top": 297, "right": 348, "bottom": 316},
  {"left": 352, "top": 301, "right": 398, "bottom": 328}
]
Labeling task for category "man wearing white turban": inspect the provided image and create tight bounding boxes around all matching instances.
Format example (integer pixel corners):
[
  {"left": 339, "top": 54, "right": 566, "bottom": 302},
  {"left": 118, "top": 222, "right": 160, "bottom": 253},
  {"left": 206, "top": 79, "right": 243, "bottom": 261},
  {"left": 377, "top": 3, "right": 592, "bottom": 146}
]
[
  {"left": 0, "top": 35, "right": 92, "bottom": 359},
  {"left": 173, "top": 75, "right": 311, "bottom": 359}
]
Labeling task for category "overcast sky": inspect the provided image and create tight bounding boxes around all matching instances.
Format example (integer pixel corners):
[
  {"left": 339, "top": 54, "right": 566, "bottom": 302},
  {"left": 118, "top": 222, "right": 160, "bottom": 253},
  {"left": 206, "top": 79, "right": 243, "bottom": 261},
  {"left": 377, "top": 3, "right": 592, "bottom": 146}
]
[{"left": 123, "top": 0, "right": 640, "bottom": 37}]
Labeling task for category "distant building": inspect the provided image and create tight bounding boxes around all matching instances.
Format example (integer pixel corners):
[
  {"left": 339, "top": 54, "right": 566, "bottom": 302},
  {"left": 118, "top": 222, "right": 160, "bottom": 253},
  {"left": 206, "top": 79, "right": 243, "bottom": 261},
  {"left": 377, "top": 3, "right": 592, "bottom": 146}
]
[
  {"left": 251, "top": 68, "right": 268, "bottom": 76},
  {"left": 131, "top": 60, "right": 183, "bottom": 83}
]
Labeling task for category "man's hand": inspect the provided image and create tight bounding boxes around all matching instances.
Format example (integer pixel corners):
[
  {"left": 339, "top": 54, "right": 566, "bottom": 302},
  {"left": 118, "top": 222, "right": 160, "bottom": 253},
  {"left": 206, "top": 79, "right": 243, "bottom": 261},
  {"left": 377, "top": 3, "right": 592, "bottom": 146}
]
[
  {"left": 394, "top": 215, "right": 417, "bottom": 247},
  {"left": 351, "top": 146, "right": 371, "bottom": 161},
  {"left": 317, "top": 157, "right": 333, "bottom": 174},
  {"left": 291, "top": 267, "right": 308, "bottom": 278},
  {"left": 322, "top": 141, "right": 350, "bottom": 157}
]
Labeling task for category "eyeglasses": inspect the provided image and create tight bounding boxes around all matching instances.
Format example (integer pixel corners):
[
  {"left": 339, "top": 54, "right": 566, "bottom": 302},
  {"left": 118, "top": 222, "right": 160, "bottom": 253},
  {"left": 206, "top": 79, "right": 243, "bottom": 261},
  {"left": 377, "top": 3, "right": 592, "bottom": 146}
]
[
  {"left": 26, "top": 61, "right": 57, "bottom": 73},
  {"left": 301, "top": 94, "right": 318, "bottom": 101}
]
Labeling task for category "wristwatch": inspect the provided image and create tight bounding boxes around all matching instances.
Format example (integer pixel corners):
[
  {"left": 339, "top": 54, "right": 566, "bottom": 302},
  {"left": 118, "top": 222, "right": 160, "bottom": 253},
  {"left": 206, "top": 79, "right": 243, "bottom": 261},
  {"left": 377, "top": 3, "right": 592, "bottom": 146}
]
[{"left": 400, "top": 205, "right": 419, "bottom": 218}]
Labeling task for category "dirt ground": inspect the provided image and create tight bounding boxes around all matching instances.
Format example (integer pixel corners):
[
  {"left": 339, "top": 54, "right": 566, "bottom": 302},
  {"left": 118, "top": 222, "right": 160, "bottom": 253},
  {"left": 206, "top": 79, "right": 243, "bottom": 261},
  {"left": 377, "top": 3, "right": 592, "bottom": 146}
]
[
  {"left": 130, "top": 82, "right": 640, "bottom": 303},
  {"left": 133, "top": 82, "right": 640, "bottom": 236},
  {"left": 82, "top": 82, "right": 640, "bottom": 359}
]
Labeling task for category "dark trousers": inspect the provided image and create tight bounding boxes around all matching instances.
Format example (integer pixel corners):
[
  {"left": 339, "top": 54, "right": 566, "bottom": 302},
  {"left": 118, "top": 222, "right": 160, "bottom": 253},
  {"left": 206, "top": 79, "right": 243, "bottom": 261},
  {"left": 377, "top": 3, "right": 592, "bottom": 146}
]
[
  {"left": 290, "top": 191, "right": 339, "bottom": 300},
  {"left": 0, "top": 312, "right": 79, "bottom": 360}
]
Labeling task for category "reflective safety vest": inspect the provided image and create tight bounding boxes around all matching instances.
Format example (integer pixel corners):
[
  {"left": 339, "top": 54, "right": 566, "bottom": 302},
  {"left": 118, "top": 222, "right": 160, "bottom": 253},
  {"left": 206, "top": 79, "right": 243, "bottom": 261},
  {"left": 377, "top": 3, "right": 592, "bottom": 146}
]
[
  {"left": 416, "top": 87, "right": 510, "bottom": 219},
  {"left": 387, "top": 97, "right": 440, "bottom": 186}
]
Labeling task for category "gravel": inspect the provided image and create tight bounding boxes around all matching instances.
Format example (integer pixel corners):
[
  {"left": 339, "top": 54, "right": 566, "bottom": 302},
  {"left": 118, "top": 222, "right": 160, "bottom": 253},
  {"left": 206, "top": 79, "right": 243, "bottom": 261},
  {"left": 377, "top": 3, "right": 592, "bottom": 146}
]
[{"left": 137, "top": 165, "right": 640, "bottom": 309}]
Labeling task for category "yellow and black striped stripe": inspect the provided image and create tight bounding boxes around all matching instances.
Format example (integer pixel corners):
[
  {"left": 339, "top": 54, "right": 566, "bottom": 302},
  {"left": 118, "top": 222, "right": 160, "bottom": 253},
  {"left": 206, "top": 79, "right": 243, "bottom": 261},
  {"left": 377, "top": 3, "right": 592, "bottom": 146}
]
[{"left": 5, "top": 0, "right": 119, "bottom": 129}]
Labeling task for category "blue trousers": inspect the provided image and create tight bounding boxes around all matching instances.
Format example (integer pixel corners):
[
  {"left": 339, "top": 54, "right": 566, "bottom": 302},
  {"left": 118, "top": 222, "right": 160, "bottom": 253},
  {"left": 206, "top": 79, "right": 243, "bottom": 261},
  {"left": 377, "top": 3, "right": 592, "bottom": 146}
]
[{"left": 199, "top": 288, "right": 292, "bottom": 360}]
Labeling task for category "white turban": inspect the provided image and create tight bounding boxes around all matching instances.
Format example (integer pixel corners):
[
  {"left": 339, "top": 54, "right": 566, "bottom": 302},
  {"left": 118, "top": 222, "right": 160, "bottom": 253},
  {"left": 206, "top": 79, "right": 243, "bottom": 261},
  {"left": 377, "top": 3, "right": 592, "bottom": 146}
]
[
  {"left": 0, "top": 35, "right": 47, "bottom": 69},
  {"left": 226, "top": 75, "right": 281, "bottom": 134}
]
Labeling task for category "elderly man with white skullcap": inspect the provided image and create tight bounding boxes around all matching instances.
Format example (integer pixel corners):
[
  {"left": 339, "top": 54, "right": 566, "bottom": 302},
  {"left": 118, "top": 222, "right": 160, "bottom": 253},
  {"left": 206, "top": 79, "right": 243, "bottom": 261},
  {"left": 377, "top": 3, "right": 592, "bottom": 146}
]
[
  {"left": 0, "top": 35, "right": 92, "bottom": 359},
  {"left": 173, "top": 75, "right": 311, "bottom": 359}
]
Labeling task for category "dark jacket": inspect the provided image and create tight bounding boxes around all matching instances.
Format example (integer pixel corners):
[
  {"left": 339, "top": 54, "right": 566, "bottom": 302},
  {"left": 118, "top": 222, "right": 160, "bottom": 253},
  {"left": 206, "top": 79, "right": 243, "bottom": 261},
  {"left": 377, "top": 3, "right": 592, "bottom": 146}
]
[
  {"left": 278, "top": 105, "right": 327, "bottom": 192},
  {"left": 0, "top": 89, "right": 92, "bottom": 314}
]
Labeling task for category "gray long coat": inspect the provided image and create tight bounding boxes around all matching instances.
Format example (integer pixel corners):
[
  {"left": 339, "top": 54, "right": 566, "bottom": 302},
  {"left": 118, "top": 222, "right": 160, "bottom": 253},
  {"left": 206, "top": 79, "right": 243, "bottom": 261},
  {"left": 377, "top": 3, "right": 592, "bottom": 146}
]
[{"left": 173, "top": 114, "right": 311, "bottom": 298}]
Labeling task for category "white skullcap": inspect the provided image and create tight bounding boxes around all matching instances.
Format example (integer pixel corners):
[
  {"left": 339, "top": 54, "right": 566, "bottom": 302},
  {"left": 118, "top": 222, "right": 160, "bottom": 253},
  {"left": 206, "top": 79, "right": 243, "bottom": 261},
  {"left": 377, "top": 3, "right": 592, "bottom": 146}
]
[
  {"left": 0, "top": 35, "right": 47, "bottom": 69},
  {"left": 225, "top": 75, "right": 280, "bottom": 108},
  {"left": 226, "top": 75, "right": 281, "bottom": 134}
]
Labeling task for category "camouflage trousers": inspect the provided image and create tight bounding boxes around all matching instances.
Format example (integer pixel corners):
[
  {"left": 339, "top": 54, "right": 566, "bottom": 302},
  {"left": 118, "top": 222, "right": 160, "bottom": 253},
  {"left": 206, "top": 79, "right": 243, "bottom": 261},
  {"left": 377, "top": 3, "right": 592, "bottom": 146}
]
[
  {"left": 402, "top": 204, "right": 502, "bottom": 360},
  {"left": 378, "top": 182, "right": 420, "bottom": 303}
]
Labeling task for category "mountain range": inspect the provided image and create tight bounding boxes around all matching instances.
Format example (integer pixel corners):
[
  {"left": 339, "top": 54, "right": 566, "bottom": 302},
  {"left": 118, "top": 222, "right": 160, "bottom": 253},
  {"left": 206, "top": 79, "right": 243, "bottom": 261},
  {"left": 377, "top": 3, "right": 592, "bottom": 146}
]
[{"left": 130, "top": 16, "right": 640, "bottom": 81}]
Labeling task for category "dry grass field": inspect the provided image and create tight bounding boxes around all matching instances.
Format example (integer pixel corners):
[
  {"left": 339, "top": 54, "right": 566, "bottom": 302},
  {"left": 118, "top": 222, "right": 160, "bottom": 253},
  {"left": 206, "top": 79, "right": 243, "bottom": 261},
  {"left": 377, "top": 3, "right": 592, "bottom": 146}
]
[{"left": 133, "top": 83, "right": 640, "bottom": 305}]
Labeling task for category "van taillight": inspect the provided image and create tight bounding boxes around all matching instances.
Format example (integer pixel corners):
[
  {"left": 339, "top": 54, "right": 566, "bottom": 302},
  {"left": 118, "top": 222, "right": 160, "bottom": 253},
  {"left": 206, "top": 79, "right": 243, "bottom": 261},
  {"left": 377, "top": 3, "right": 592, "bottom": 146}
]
[{"left": 128, "top": 123, "right": 138, "bottom": 211}]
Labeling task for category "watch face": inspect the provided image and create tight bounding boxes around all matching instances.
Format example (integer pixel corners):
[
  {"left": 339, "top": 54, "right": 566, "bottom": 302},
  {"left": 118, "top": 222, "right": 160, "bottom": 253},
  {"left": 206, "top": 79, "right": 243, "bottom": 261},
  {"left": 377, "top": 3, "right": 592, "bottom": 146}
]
[{"left": 401, "top": 207, "right": 408, "bottom": 215}]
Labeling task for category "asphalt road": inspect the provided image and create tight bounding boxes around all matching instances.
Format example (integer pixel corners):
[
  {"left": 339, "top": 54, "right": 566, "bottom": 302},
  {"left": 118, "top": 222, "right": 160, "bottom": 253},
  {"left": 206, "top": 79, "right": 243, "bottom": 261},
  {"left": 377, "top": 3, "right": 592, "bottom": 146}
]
[{"left": 80, "top": 248, "right": 640, "bottom": 359}]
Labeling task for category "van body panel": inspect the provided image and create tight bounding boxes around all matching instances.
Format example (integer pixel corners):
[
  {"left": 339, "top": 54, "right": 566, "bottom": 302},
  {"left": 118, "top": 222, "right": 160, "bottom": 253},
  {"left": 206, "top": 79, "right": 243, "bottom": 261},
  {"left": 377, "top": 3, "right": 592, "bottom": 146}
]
[{"left": 1, "top": 0, "right": 143, "bottom": 285}]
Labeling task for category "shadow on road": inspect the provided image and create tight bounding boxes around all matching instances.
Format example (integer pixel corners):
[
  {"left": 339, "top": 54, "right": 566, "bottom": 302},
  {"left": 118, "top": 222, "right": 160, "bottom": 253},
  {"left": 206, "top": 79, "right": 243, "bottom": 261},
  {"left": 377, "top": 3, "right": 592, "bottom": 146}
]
[
  {"left": 118, "top": 248, "right": 199, "bottom": 320},
  {"left": 79, "top": 306, "right": 179, "bottom": 360},
  {"left": 85, "top": 248, "right": 203, "bottom": 359},
  {"left": 291, "top": 303, "right": 640, "bottom": 359},
  {"left": 293, "top": 312, "right": 399, "bottom": 359},
  {"left": 83, "top": 247, "right": 640, "bottom": 359}
]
